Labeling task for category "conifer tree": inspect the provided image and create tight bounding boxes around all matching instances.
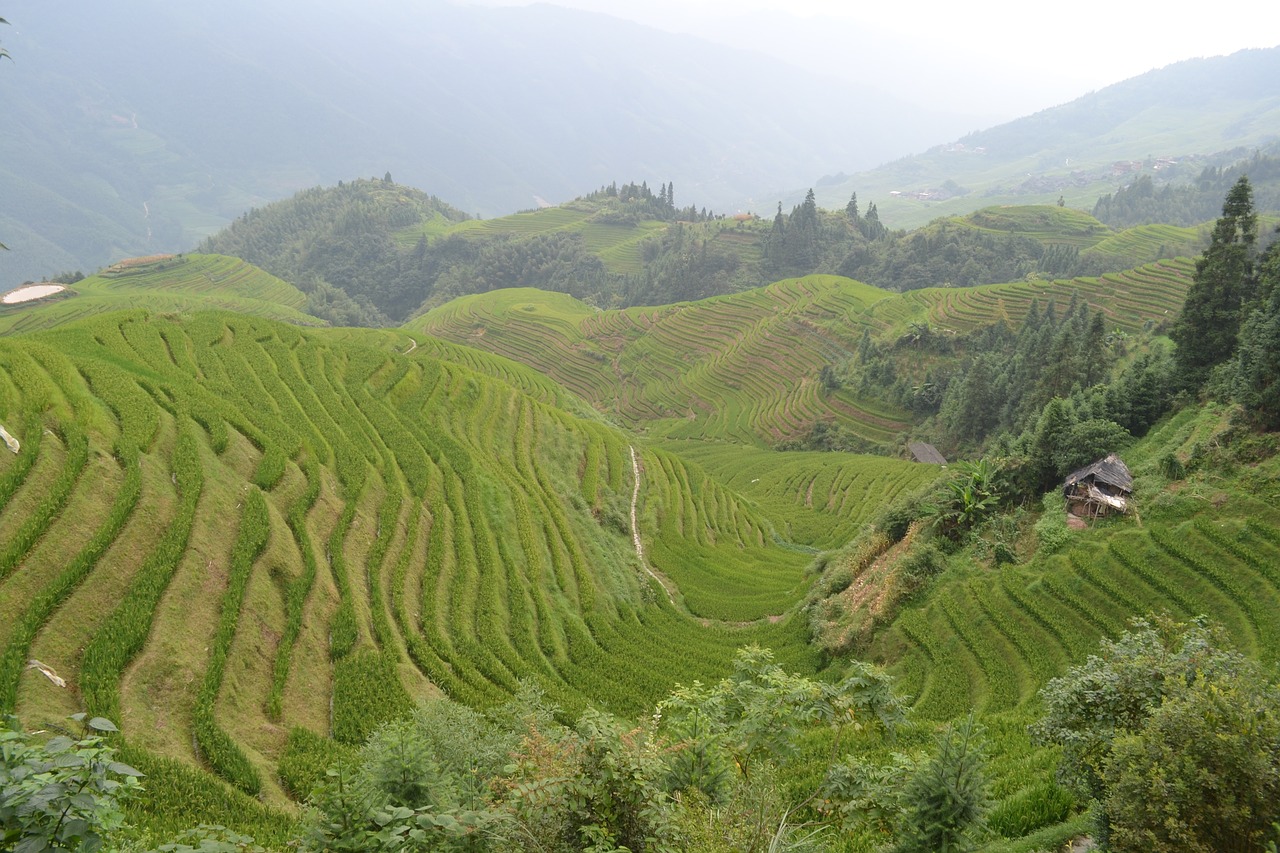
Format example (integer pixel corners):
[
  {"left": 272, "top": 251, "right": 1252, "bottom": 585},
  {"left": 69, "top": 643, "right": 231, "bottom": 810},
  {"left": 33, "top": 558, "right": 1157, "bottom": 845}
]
[
  {"left": 1234, "top": 238, "right": 1280, "bottom": 428},
  {"left": 1171, "top": 175, "right": 1257, "bottom": 388}
]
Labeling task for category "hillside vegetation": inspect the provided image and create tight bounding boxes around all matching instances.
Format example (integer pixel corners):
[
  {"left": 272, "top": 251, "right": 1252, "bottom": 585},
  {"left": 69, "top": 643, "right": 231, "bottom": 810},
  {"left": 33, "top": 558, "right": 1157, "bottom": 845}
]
[
  {"left": 3, "top": 176, "right": 1279, "bottom": 851},
  {"left": 414, "top": 261, "right": 1195, "bottom": 453},
  {"left": 192, "top": 173, "right": 1219, "bottom": 327},
  {"left": 0, "top": 254, "right": 318, "bottom": 336},
  {"left": 0, "top": 308, "right": 830, "bottom": 830},
  {"left": 810, "top": 49, "right": 1280, "bottom": 227}
]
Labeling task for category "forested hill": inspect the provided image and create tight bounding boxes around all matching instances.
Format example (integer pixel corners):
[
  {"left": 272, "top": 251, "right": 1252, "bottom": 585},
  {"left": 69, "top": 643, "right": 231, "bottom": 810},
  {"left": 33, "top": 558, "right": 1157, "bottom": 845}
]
[
  {"left": 199, "top": 180, "right": 470, "bottom": 325},
  {"left": 1092, "top": 150, "right": 1280, "bottom": 227},
  {"left": 199, "top": 177, "right": 1216, "bottom": 325},
  {"left": 0, "top": 0, "right": 951, "bottom": 290}
]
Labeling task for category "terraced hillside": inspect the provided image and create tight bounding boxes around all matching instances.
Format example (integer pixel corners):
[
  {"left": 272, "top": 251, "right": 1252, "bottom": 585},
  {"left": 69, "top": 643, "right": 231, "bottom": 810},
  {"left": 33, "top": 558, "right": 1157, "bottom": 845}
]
[
  {"left": 415, "top": 262, "right": 1196, "bottom": 451},
  {"left": 662, "top": 441, "right": 940, "bottom": 550},
  {"left": 881, "top": 405, "right": 1280, "bottom": 719},
  {"left": 0, "top": 254, "right": 320, "bottom": 336},
  {"left": 0, "top": 309, "right": 819, "bottom": 819},
  {"left": 415, "top": 276, "right": 914, "bottom": 447},
  {"left": 440, "top": 205, "right": 671, "bottom": 275},
  {"left": 885, "top": 257, "right": 1197, "bottom": 334}
]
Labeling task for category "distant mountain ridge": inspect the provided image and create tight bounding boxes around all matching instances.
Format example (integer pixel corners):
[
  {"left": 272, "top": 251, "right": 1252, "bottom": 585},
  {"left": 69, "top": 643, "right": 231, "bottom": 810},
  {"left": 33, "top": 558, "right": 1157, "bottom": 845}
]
[
  {"left": 812, "top": 47, "right": 1280, "bottom": 228},
  {"left": 0, "top": 0, "right": 949, "bottom": 288}
]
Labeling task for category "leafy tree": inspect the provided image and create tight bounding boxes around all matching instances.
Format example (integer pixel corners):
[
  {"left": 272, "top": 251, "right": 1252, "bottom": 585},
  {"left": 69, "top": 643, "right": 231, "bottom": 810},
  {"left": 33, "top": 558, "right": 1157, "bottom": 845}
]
[
  {"left": 1171, "top": 175, "right": 1258, "bottom": 388},
  {"left": 657, "top": 646, "right": 900, "bottom": 799},
  {"left": 1103, "top": 672, "right": 1280, "bottom": 853},
  {"left": 0, "top": 715, "right": 142, "bottom": 853},
  {"left": 499, "top": 709, "right": 675, "bottom": 853},
  {"left": 1031, "top": 618, "right": 1280, "bottom": 850}
]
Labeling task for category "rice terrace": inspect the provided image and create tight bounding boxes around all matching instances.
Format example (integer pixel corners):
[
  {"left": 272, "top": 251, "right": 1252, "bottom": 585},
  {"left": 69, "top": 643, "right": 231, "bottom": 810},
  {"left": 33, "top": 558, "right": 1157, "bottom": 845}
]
[{"left": 3, "top": 26, "right": 1280, "bottom": 851}]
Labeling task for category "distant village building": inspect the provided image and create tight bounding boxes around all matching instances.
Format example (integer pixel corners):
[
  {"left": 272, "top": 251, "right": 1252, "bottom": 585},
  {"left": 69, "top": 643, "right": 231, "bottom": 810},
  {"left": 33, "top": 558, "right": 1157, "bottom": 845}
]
[{"left": 1063, "top": 454, "right": 1133, "bottom": 519}]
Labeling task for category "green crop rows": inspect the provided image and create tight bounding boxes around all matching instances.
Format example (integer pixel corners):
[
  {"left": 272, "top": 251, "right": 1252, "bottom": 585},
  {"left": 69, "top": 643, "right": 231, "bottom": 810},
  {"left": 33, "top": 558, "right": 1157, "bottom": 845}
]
[
  {"left": 0, "top": 307, "right": 820, "bottom": 817},
  {"left": 415, "top": 275, "right": 911, "bottom": 449},
  {"left": 0, "top": 254, "right": 318, "bottom": 336}
]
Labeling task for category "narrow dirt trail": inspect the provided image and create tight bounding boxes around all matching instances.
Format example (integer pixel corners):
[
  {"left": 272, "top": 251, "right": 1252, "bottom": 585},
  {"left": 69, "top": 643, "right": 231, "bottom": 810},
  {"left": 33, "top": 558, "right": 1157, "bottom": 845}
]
[
  {"left": 630, "top": 445, "right": 675, "bottom": 604},
  {"left": 403, "top": 337, "right": 418, "bottom": 355}
]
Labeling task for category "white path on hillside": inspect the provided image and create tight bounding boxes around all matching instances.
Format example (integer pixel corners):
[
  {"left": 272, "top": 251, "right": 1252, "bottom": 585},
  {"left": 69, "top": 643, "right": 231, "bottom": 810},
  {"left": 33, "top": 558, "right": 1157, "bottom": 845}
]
[
  {"left": 403, "top": 337, "right": 418, "bottom": 355},
  {"left": 630, "top": 445, "right": 674, "bottom": 604}
]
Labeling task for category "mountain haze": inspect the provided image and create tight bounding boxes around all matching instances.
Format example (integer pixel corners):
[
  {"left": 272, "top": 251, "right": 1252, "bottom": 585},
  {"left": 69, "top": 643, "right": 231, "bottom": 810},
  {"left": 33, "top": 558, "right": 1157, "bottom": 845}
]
[
  {"left": 0, "top": 0, "right": 948, "bottom": 288},
  {"left": 811, "top": 47, "right": 1280, "bottom": 228}
]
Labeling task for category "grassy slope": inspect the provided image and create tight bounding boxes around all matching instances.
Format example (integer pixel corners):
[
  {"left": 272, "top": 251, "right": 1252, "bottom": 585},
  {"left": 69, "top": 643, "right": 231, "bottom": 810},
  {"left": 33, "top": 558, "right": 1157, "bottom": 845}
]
[
  {"left": 0, "top": 254, "right": 320, "bottom": 336},
  {"left": 414, "top": 275, "right": 913, "bottom": 447},
  {"left": 849, "top": 404, "right": 1280, "bottom": 848},
  {"left": 0, "top": 308, "right": 820, "bottom": 833},
  {"left": 0, "top": 241, "right": 1268, "bottom": 849},
  {"left": 428, "top": 204, "right": 670, "bottom": 275},
  {"left": 406, "top": 259, "right": 1269, "bottom": 849},
  {"left": 413, "top": 261, "right": 1196, "bottom": 451}
]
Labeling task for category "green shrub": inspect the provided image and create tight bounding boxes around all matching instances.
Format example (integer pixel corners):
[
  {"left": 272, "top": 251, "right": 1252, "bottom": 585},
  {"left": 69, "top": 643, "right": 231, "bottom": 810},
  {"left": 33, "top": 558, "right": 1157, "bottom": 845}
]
[
  {"left": 1159, "top": 452, "right": 1186, "bottom": 480},
  {"left": 900, "top": 544, "right": 946, "bottom": 584},
  {"left": 1033, "top": 507, "right": 1071, "bottom": 554},
  {"left": 0, "top": 715, "right": 142, "bottom": 853}
]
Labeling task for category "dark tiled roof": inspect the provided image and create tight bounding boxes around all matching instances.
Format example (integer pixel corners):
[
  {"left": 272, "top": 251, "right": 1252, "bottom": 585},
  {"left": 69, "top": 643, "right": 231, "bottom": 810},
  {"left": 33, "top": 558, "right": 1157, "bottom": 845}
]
[
  {"left": 1064, "top": 453, "right": 1133, "bottom": 493},
  {"left": 908, "top": 442, "right": 948, "bottom": 465}
]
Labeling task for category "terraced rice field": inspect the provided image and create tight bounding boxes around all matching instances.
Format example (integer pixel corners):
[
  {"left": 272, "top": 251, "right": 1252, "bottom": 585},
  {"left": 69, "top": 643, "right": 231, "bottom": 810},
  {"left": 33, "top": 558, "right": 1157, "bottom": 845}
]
[
  {"left": 1088, "top": 223, "right": 1206, "bottom": 260},
  {"left": 0, "top": 308, "right": 817, "bottom": 812},
  {"left": 962, "top": 205, "right": 1111, "bottom": 247},
  {"left": 0, "top": 254, "right": 319, "bottom": 336},
  {"left": 891, "top": 257, "right": 1195, "bottom": 334},
  {"left": 882, "top": 504, "right": 1280, "bottom": 721},
  {"left": 661, "top": 441, "right": 941, "bottom": 550},
  {"left": 441, "top": 206, "right": 668, "bottom": 274},
  {"left": 415, "top": 275, "right": 913, "bottom": 449}
]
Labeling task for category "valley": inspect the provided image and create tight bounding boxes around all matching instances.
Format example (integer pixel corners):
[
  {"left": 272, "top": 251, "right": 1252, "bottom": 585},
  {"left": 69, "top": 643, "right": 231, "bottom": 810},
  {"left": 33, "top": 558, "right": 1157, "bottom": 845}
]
[
  {"left": 2, "top": 18, "right": 1279, "bottom": 848},
  {"left": 1, "top": 194, "right": 1277, "bottom": 848}
]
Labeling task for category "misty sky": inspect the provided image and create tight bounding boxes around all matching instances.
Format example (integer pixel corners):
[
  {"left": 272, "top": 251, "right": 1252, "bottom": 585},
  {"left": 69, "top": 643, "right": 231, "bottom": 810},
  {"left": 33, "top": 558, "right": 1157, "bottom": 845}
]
[{"left": 469, "top": 0, "right": 1279, "bottom": 123}]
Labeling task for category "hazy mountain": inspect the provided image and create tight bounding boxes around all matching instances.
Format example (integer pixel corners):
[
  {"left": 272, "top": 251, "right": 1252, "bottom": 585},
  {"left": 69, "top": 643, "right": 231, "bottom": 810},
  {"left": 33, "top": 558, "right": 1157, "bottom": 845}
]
[
  {"left": 805, "top": 47, "right": 1280, "bottom": 229},
  {"left": 0, "top": 0, "right": 950, "bottom": 288}
]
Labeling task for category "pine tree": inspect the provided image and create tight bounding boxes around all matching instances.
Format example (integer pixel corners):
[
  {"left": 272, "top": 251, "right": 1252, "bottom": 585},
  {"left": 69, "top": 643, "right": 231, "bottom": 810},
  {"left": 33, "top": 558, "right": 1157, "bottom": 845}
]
[
  {"left": 1234, "top": 238, "right": 1280, "bottom": 429},
  {"left": 846, "top": 191, "right": 860, "bottom": 221},
  {"left": 862, "top": 202, "right": 886, "bottom": 240},
  {"left": 895, "top": 715, "right": 989, "bottom": 853},
  {"left": 1171, "top": 175, "right": 1257, "bottom": 388}
]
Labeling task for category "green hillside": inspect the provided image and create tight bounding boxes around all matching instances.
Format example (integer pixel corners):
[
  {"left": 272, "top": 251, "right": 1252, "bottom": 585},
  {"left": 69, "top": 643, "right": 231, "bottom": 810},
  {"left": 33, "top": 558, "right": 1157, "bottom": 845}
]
[
  {"left": 0, "top": 254, "right": 319, "bottom": 336},
  {"left": 0, "top": 308, "right": 826, "bottom": 829},
  {"left": 811, "top": 50, "right": 1280, "bottom": 228},
  {"left": 442, "top": 204, "right": 670, "bottom": 276},
  {"left": 3, "top": 179, "right": 1278, "bottom": 850},
  {"left": 414, "top": 262, "right": 1196, "bottom": 452}
]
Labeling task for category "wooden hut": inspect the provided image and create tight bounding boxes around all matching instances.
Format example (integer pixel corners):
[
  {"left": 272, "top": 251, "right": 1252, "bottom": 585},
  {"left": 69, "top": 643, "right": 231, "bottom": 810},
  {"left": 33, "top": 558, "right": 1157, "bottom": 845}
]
[
  {"left": 908, "top": 442, "right": 948, "bottom": 465},
  {"left": 1063, "top": 454, "right": 1133, "bottom": 518}
]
